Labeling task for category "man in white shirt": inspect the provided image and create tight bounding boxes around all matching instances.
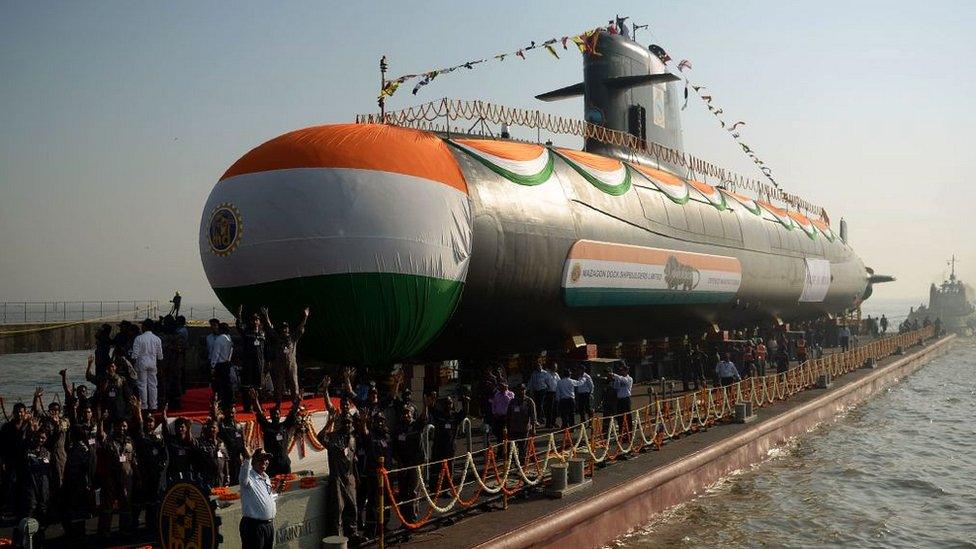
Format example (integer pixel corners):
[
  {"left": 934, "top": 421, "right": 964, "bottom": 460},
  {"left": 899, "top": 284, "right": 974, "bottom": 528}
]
[
  {"left": 205, "top": 318, "right": 221, "bottom": 359},
  {"left": 239, "top": 446, "right": 278, "bottom": 549},
  {"left": 555, "top": 366, "right": 583, "bottom": 429},
  {"left": 715, "top": 354, "right": 741, "bottom": 387},
  {"left": 131, "top": 319, "right": 163, "bottom": 410},
  {"left": 575, "top": 365, "right": 595, "bottom": 421},
  {"left": 210, "top": 322, "right": 235, "bottom": 407}
]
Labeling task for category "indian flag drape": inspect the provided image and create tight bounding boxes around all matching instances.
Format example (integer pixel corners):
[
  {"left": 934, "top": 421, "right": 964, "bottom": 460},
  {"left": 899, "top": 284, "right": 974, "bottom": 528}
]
[
  {"left": 448, "top": 139, "right": 553, "bottom": 185},
  {"left": 628, "top": 163, "right": 690, "bottom": 204},
  {"left": 555, "top": 149, "right": 632, "bottom": 196},
  {"left": 688, "top": 180, "right": 728, "bottom": 211}
]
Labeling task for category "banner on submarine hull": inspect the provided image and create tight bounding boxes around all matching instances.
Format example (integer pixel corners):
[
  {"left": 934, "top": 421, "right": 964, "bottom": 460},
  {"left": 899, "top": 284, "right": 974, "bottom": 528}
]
[
  {"left": 799, "top": 258, "right": 831, "bottom": 303},
  {"left": 562, "top": 240, "right": 742, "bottom": 307}
]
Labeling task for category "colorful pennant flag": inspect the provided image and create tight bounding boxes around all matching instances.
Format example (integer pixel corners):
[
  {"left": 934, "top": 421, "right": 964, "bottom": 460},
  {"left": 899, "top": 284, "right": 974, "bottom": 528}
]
[
  {"left": 378, "top": 80, "right": 400, "bottom": 99},
  {"left": 384, "top": 26, "right": 603, "bottom": 101},
  {"left": 649, "top": 44, "right": 671, "bottom": 63}
]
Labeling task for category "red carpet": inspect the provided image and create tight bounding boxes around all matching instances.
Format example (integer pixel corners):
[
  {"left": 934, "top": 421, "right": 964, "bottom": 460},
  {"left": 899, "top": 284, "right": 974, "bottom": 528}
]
[{"left": 172, "top": 385, "right": 332, "bottom": 421}]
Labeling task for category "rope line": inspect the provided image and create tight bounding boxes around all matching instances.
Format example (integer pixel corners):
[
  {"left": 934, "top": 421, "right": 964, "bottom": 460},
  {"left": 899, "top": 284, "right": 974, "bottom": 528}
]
[{"left": 378, "top": 327, "right": 934, "bottom": 530}]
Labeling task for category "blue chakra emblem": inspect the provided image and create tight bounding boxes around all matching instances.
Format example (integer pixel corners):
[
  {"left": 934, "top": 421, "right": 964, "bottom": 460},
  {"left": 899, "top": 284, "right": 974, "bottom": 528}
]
[{"left": 208, "top": 203, "right": 242, "bottom": 256}]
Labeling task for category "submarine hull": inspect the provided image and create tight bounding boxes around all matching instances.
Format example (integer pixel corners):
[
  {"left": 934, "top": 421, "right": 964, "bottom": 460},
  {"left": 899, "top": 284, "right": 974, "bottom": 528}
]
[{"left": 200, "top": 124, "right": 867, "bottom": 364}]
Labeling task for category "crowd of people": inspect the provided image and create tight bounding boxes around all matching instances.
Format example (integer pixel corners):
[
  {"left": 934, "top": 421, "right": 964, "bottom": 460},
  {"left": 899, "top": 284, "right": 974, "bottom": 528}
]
[
  {"left": 0, "top": 312, "right": 194, "bottom": 546},
  {"left": 0, "top": 304, "right": 476, "bottom": 547},
  {"left": 0, "top": 307, "right": 907, "bottom": 547}
]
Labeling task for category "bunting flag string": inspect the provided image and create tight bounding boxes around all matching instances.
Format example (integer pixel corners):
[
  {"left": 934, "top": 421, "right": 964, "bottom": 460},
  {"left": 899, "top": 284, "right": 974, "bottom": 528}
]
[
  {"left": 380, "top": 27, "right": 602, "bottom": 100},
  {"left": 652, "top": 44, "right": 781, "bottom": 189}
]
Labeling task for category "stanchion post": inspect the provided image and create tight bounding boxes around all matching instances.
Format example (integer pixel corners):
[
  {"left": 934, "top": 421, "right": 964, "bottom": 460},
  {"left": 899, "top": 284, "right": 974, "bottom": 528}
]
[
  {"left": 502, "top": 427, "right": 509, "bottom": 509},
  {"left": 377, "top": 456, "right": 385, "bottom": 549}
]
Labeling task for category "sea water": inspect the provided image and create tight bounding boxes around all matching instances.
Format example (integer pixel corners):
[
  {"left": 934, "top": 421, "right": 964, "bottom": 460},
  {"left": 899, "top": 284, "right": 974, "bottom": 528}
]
[{"left": 615, "top": 337, "right": 976, "bottom": 548}]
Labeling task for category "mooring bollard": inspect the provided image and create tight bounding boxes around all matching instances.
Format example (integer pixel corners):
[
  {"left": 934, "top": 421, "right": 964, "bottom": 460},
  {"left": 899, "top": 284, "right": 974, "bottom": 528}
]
[
  {"left": 322, "top": 535, "right": 348, "bottom": 549},
  {"left": 734, "top": 401, "right": 755, "bottom": 423},
  {"left": 575, "top": 447, "right": 594, "bottom": 476},
  {"left": 550, "top": 463, "right": 568, "bottom": 492},
  {"left": 568, "top": 458, "right": 586, "bottom": 484},
  {"left": 816, "top": 373, "right": 832, "bottom": 389}
]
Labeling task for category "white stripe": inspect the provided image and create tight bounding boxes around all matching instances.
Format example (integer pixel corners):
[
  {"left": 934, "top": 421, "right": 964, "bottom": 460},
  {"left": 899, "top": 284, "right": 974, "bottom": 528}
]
[
  {"left": 759, "top": 205, "right": 795, "bottom": 228},
  {"left": 570, "top": 158, "right": 628, "bottom": 187},
  {"left": 722, "top": 190, "right": 759, "bottom": 213},
  {"left": 200, "top": 168, "right": 471, "bottom": 288},
  {"left": 792, "top": 217, "right": 816, "bottom": 236},
  {"left": 691, "top": 184, "right": 724, "bottom": 207},
  {"left": 451, "top": 141, "right": 549, "bottom": 176},
  {"left": 630, "top": 166, "right": 690, "bottom": 201}
]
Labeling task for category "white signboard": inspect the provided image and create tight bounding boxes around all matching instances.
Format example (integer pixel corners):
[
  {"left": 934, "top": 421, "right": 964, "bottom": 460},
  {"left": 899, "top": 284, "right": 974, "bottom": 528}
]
[
  {"left": 799, "top": 258, "right": 831, "bottom": 302},
  {"left": 653, "top": 84, "right": 666, "bottom": 128},
  {"left": 562, "top": 240, "right": 741, "bottom": 307}
]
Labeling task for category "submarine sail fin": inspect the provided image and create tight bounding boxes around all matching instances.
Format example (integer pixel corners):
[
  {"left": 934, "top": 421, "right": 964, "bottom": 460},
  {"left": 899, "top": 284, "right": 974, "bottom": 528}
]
[
  {"left": 535, "top": 82, "right": 585, "bottom": 101},
  {"left": 603, "top": 73, "right": 681, "bottom": 89}
]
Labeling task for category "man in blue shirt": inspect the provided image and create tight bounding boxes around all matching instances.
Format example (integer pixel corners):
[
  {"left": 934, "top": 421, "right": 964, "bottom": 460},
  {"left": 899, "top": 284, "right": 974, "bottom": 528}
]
[
  {"left": 239, "top": 446, "right": 278, "bottom": 549},
  {"left": 608, "top": 364, "right": 634, "bottom": 433},
  {"left": 555, "top": 366, "right": 582, "bottom": 429},
  {"left": 575, "top": 365, "right": 595, "bottom": 422},
  {"left": 715, "top": 354, "right": 741, "bottom": 387}
]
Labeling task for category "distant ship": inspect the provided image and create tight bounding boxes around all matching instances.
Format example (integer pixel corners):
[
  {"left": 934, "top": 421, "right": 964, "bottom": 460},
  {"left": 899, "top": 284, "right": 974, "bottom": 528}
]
[{"left": 908, "top": 256, "right": 975, "bottom": 336}]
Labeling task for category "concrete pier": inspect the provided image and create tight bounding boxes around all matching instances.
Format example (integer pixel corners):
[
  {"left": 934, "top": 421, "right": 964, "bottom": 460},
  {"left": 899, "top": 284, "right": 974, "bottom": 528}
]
[
  {"left": 401, "top": 334, "right": 955, "bottom": 549},
  {"left": 0, "top": 321, "right": 107, "bottom": 355}
]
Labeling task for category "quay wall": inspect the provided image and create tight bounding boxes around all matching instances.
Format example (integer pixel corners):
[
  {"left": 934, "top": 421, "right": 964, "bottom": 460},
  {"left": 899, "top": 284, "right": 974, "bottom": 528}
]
[
  {"left": 0, "top": 321, "right": 106, "bottom": 355},
  {"left": 0, "top": 322, "right": 212, "bottom": 371},
  {"left": 481, "top": 335, "right": 956, "bottom": 549}
]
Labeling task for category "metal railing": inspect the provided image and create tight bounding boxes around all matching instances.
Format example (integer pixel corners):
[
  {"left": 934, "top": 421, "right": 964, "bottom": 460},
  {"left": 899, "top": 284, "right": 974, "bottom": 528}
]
[
  {"left": 356, "top": 98, "right": 825, "bottom": 219},
  {"left": 0, "top": 300, "right": 238, "bottom": 325},
  {"left": 0, "top": 300, "right": 160, "bottom": 325}
]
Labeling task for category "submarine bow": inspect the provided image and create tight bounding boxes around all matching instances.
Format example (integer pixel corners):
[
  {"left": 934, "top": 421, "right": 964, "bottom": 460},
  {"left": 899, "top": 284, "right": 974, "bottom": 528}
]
[{"left": 200, "top": 124, "right": 472, "bottom": 365}]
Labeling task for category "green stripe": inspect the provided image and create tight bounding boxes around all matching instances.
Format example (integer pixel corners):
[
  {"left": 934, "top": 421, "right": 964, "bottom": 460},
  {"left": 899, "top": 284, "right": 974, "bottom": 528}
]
[
  {"left": 214, "top": 273, "right": 463, "bottom": 365},
  {"left": 642, "top": 180, "right": 690, "bottom": 204},
  {"left": 658, "top": 187, "right": 690, "bottom": 205},
  {"left": 702, "top": 191, "right": 728, "bottom": 211},
  {"left": 771, "top": 215, "right": 794, "bottom": 231},
  {"left": 555, "top": 151, "right": 633, "bottom": 196},
  {"left": 564, "top": 287, "right": 738, "bottom": 307},
  {"left": 722, "top": 191, "right": 761, "bottom": 215},
  {"left": 448, "top": 141, "right": 554, "bottom": 186}
]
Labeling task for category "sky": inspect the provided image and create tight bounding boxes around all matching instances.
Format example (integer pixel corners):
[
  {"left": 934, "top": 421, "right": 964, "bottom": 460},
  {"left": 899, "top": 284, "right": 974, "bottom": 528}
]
[{"left": 1, "top": 1, "right": 974, "bottom": 306}]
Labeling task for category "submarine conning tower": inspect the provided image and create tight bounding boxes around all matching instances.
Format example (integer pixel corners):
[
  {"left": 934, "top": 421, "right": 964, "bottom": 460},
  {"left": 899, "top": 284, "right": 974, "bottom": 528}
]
[{"left": 537, "top": 30, "right": 685, "bottom": 171}]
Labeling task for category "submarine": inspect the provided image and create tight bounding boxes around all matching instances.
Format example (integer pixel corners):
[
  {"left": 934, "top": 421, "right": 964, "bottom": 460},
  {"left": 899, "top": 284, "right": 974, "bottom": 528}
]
[{"left": 200, "top": 26, "right": 889, "bottom": 365}]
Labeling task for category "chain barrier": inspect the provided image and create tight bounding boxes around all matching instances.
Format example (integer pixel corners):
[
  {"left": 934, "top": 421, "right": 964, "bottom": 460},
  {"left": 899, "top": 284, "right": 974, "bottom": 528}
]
[
  {"left": 375, "top": 326, "right": 935, "bottom": 535},
  {"left": 355, "top": 98, "right": 824, "bottom": 217}
]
